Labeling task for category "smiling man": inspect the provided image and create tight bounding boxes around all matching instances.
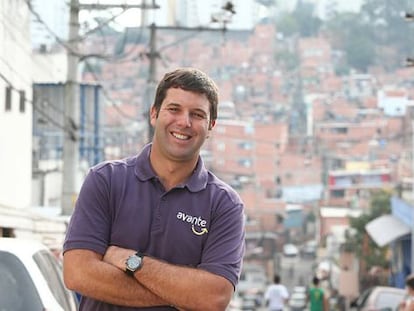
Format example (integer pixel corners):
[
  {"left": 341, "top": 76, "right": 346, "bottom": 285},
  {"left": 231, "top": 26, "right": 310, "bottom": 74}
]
[{"left": 63, "top": 68, "right": 246, "bottom": 311}]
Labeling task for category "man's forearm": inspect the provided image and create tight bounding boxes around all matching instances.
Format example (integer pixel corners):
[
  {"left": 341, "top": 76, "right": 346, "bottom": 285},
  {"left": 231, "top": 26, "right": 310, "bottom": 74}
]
[
  {"left": 64, "top": 249, "right": 170, "bottom": 307},
  {"left": 104, "top": 246, "right": 233, "bottom": 311},
  {"left": 133, "top": 256, "right": 233, "bottom": 311}
]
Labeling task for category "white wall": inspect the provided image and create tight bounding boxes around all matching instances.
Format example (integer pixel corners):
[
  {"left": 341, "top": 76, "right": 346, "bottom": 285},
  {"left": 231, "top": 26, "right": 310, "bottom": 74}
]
[
  {"left": 377, "top": 89, "right": 410, "bottom": 117},
  {"left": 0, "top": 1, "right": 33, "bottom": 208},
  {"left": 32, "top": 52, "right": 67, "bottom": 83}
]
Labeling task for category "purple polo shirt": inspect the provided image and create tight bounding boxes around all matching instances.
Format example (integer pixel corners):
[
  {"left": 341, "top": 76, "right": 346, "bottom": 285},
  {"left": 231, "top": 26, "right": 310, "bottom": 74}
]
[{"left": 63, "top": 143, "right": 246, "bottom": 311}]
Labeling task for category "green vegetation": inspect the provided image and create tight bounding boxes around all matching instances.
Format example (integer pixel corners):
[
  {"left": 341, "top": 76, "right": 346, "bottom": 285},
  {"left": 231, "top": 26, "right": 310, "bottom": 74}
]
[
  {"left": 274, "top": 0, "right": 414, "bottom": 73},
  {"left": 344, "top": 190, "right": 392, "bottom": 270}
]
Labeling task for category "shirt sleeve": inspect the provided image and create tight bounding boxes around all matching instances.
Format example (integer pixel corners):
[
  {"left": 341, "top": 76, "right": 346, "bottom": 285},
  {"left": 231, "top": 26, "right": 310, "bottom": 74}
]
[
  {"left": 197, "top": 192, "right": 246, "bottom": 288},
  {"left": 63, "top": 167, "right": 112, "bottom": 255}
]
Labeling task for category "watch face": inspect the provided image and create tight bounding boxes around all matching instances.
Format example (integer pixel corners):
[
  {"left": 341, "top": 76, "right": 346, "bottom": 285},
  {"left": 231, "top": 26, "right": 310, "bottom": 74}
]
[{"left": 127, "top": 255, "right": 142, "bottom": 270}]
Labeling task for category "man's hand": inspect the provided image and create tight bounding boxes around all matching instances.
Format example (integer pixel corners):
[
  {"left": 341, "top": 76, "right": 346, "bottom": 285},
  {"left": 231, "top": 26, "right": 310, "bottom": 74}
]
[{"left": 103, "top": 245, "right": 136, "bottom": 271}]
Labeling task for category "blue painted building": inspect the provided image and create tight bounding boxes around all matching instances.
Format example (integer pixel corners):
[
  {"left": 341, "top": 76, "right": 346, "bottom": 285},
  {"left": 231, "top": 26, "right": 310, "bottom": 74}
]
[{"left": 366, "top": 196, "right": 413, "bottom": 288}]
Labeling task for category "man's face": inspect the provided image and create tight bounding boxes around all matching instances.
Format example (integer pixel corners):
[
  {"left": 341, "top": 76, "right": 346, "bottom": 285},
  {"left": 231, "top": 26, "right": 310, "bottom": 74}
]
[{"left": 150, "top": 87, "right": 215, "bottom": 162}]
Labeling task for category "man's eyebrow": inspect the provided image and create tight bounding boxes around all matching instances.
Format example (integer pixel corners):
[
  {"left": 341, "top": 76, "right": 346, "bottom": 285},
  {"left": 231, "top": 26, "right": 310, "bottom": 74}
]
[{"left": 162, "top": 102, "right": 181, "bottom": 109}]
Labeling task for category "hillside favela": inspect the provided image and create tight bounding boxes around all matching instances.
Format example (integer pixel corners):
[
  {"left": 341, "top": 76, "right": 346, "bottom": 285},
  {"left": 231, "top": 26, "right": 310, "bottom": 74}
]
[{"left": 1, "top": 0, "right": 414, "bottom": 310}]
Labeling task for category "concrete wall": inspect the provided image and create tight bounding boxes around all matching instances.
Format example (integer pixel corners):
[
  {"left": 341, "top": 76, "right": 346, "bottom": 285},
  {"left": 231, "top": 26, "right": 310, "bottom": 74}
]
[{"left": 0, "top": 1, "right": 33, "bottom": 208}]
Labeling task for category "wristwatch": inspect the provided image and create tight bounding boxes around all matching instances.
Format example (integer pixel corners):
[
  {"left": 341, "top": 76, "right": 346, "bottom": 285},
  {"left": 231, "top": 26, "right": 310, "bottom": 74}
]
[{"left": 125, "top": 252, "right": 144, "bottom": 276}]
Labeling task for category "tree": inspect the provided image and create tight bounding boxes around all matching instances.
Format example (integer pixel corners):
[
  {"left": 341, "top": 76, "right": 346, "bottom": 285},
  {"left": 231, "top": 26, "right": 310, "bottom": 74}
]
[
  {"left": 360, "top": 0, "right": 414, "bottom": 70},
  {"left": 274, "top": 1, "right": 321, "bottom": 38},
  {"left": 275, "top": 13, "right": 298, "bottom": 37},
  {"left": 292, "top": 1, "right": 321, "bottom": 37},
  {"left": 323, "top": 12, "right": 376, "bottom": 73},
  {"left": 345, "top": 190, "right": 391, "bottom": 270}
]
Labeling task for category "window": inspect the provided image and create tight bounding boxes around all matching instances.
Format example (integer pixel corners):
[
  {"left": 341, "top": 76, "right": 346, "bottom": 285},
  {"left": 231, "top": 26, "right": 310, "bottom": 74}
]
[
  {"left": 238, "top": 141, "right": 253, "bottom": 150},
  {"left": 5, "top": 86, "right": 12, "bottom": 111},
  {"left": 0, "top": 252, "right": 43, "bottom": 310},
  {"left": 19, "top": 90, "right": 25, "bottom": 113},
  {"left": 238, "top": 158, "right": 252, "bottom": 168},
  {"left": 332, "top": 127, "right": 347, "bottom": 134},
  {"left": 334, "top": 176, "right": 352, "bottom": 187},
  {"left": 0, "top": 227, "right": 15, "bottom": 237},
  {"left": 331, "top": 189, "right": 345, "bottom": 198},
  {"left": 217, "top": 142, "right": 226, "bottom": 151},
  {"left": 33, "top": 250, "right": 77, "bottom": 311}
]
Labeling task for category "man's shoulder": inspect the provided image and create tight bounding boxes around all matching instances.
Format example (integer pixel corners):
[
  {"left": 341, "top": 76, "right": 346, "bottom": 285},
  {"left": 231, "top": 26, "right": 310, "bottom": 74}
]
[
  {"left": 206, "top": 171, "right": 243, "bottom": 202},
  {"left": 92, "top": 155, "right": 138, "bottom": 172}
]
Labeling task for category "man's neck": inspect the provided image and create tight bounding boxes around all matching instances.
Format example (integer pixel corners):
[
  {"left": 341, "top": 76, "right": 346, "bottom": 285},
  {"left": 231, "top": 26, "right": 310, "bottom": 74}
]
[{"left": 150, "top": 151, "right": 198, "bottom": 191}]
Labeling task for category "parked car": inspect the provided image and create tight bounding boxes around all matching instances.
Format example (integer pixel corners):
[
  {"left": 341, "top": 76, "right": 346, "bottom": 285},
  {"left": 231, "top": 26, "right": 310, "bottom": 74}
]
[
  {"left": 226, "top": 291, "right": 256, "bottom": 311},
  {"left": 292, "top": 286, "right": 308, "bottom": 294},
  {"left": 288, "top": 291, "right": 308, "bottom": 311},
  {"left": 0, "top": 237, "right": 78, "bottom": 311},
  {"left": 350, "top": 286, "right": 406, "bottom": 311},
  {"left": 283, "top": 243, "right": 299, "bottom": 258},
  {"left": 237, "top": 263, "right": 267, "bottom": 306},
  {"left": 301, "top": 240, "right": 318, "bottom": 259}
]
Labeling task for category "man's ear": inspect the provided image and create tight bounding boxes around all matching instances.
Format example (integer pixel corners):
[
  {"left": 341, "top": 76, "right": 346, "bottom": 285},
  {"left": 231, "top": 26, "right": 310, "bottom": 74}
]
[
  {"left": 150, "top": 106, "right": 157, "bottom": 126},
  {"left": 209, "top": 119, "right": 216, "bottom": 130}
]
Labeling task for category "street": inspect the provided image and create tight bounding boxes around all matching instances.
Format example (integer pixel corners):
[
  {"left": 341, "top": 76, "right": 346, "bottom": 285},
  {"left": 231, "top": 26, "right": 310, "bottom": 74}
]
[
  {"left": 279, "top": 254, "right": 315, "bottom": 292},
  {"left": 230, "top": 253, "right": 317, "bottom": 311}
]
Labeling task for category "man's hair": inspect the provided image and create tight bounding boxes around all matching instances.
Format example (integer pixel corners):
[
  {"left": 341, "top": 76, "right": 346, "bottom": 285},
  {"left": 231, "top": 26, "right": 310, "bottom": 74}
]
[
  {"left": 406, "top": 273, "right": 414, "bottom": 289},
  {"left": 152, "top": 67, "right": 219, "bottom": 128},
  {"left": 274, "top": 274, "right": 281, "bottom": 284},
  {"left": 312, "top": 276, "right": 320, "bottom": 286}
]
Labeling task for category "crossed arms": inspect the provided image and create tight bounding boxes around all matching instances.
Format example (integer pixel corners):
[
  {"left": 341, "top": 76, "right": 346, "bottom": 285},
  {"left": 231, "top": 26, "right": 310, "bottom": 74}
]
[{"left": 63, "top": 246, "right": 233, "bottom": 311}]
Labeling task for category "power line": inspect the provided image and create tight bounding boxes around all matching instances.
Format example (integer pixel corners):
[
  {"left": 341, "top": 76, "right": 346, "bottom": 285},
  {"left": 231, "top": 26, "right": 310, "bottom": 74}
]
[
  {"left": 82, "top": 61, "right": 142, "bottom": 122},
  {"left": 25, "top": 0, "right": 80, "bottom": 56},
  {"left": 0, "top": 72, "right": 69, "bottom": 134}
]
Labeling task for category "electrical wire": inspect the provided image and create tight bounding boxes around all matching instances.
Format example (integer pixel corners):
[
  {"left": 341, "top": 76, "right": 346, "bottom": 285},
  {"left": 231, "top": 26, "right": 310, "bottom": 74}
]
[
  {"left": 82, "top": 61, "right": 141, "bottom": 122},
  {"left": 24, "top": 0, "right": 80, "bottom": 57},
  {"left": 24, "top": 0, "right": 141, "bottom": 123},
  {"left": 0, "top": 72, "right": 68, "bottom": 133}
]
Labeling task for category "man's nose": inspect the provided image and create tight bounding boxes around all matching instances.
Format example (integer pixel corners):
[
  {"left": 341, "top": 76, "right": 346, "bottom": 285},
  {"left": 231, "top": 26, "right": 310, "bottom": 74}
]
[{"left": 178, "top": 113, "right": 192, "bottom": 127}]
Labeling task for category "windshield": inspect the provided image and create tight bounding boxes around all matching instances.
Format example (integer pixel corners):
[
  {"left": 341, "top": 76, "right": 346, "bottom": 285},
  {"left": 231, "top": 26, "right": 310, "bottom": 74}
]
[{"left": 0, "top": 251, "right": 43, "bottom": 311}]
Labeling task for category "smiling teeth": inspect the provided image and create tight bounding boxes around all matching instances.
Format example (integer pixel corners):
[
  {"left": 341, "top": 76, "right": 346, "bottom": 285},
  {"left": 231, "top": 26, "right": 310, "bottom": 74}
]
[{"left": 173, "top": 132, "right": 189, "bottom": 140}]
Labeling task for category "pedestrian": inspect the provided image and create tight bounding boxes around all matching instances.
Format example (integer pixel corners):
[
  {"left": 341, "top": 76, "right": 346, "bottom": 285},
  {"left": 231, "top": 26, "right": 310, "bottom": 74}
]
[
  {"left": 399, "top": 273, "right": 414, "bottom": 311},
  {"left": 308, "top": 276, "right": 328, "bottom": 311},
  {"left": 263, "top": 274, "right": 289, "bottom": 311},
  {"left": 62, "top": 67, "right": 246, "bottom": 311}
]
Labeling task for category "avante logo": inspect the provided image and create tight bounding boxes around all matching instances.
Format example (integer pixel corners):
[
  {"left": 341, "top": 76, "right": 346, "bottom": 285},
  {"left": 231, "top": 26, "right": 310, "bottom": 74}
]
[{"left": 176, "top": 212, "right": 208, "bottom": 236}]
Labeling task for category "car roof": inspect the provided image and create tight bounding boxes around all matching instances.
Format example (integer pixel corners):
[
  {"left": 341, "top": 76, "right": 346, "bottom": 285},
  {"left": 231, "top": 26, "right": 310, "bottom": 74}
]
[
  {"left": 291, "top": 292, "right": 307, "bottom": 298},
  {"left": 0, "top": 237, "right": 49, "bottom": 256},
  {"left": 372, "top": 286, "right": 405, "bottom": 291}
]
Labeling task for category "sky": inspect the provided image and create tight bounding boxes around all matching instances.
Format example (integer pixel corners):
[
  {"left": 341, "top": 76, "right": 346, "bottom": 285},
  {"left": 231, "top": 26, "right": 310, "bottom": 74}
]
[{"left": 78, "top": 0, "right": 267, "bottom": 31}]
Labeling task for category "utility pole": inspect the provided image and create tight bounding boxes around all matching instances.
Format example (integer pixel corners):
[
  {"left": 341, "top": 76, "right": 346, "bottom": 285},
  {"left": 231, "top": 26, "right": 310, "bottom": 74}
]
[
  {"left": 404, "top": 10, "right": 414, "bottom": 274},
  {"left": 62, "top": 0, "right": 80, "bottom": 215},
  {"left": 61, "top": 1, "right": 160, "bottom": 215},
  {"left": 145, "top": 22, "right": 158, "bottom": 142},
  {"left": 410, "top": 29, "right": 414, "bottom": 276}
]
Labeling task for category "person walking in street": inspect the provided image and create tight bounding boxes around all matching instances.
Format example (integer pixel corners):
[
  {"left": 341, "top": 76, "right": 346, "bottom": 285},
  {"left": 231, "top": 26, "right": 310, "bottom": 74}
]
[
  {"left": 62, "top": 67, "right": 246, "bottom": 311},
  {"left": 263, "top": 274, "right": 289, "bottom": 311},
  {"left": 308, "top": 276, "right": 329, "bottom": 311},
  {"left": 399, "top": 273, "right": 414, "bottom": 311}
]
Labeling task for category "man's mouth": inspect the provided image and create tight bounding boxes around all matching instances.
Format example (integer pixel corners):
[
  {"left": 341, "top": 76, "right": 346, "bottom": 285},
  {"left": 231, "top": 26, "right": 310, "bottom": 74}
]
[{"left": 172, "top": 132, "right": 190, "bottom": 140}]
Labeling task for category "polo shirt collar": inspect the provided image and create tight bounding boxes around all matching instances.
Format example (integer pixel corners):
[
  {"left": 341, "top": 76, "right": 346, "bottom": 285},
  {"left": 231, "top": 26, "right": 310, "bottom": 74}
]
[{"left": 134, "top": 143, "right": 208, "bottom": 192}]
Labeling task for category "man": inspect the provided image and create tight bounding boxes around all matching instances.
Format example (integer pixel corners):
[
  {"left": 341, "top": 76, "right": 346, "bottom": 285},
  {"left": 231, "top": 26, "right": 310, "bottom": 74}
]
[
  {"left": 399, "top": 273, "right": 414, "bottom": 311},
  {"left": 264, "top": 274, "right": 289, "bottom": 311},
  {"left": 63, "top": 67, "right": 246, "bottom": 311},
  {"left": 308, "top": 276, "right": 328, "bottom": 311}
]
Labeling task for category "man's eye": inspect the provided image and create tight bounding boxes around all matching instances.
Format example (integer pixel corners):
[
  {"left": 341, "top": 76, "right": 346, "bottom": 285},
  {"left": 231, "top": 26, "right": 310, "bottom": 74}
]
[
  {"left": 167, "top": 107, "right": 179, "bottom": 112},
  {"left": 192, "top": 113, "right": 206, "bottom": 120}
]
